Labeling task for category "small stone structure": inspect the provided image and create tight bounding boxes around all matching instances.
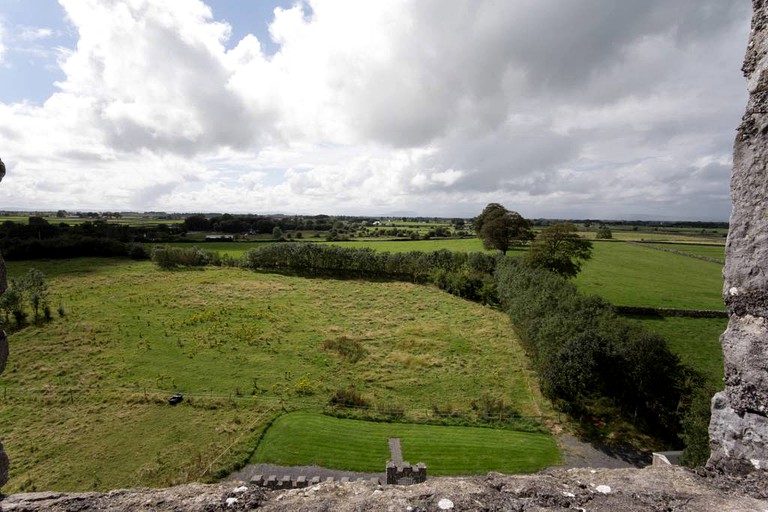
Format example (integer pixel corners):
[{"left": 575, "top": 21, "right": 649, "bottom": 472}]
[
  {"left": 708, "top": 0, "right": 768, "bottom": 473},
  {"left": 386, "top": 437, "right": 427, "bottom": 485},
  {"left": 386, "top": 461, "right": 427, "bottom": 485},
  {"left": 250, "top": 474, "right": 381, "bottom": 489}
]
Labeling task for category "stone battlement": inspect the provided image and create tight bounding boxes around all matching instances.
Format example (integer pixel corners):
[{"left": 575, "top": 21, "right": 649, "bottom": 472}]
[{"left": 250, "top": 474, "right": 382, "bottom": 489}]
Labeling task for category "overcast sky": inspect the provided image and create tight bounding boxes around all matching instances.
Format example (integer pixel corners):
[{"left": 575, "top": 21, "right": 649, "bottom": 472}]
[{"left": 0, "top": 0, "right": 752, "bottom": 220}]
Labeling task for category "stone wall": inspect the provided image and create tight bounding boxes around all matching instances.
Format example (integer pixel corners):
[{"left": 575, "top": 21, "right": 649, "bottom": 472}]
[{"left": 708, "top": 0, "right": 768, "bottom": 473}]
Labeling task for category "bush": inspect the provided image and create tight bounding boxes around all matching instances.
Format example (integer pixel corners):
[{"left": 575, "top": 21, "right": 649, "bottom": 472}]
[
  {"left": 328, "top": 387, "right": 370, "bottom": 409},
  {"left": 151, "top": 246, "right": 219, "bottom": 269},
  {"left": 495, "top": 258, "right": 697, "bottom": 443}
]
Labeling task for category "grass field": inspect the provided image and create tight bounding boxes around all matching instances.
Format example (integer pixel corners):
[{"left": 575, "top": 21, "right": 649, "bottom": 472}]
[
  {"left": 643, "top": 243, "right": 725, "bottom": 260},
  {"left": 0, "top": 258, "right": 547, "bottom": 491},
  {"left": 574, "top": 242, "right": 724, "bottom": 310},
  {"left": 252, "top": 412, "right": 560, "bottom": 475},
  {"left": 625, "top": 316, "right": 726, "bottom": 388}
]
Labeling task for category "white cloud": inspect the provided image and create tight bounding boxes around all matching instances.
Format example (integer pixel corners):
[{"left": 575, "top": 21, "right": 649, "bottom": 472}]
[
  {"left": 18, "top": 26, "right": 54, "bottom": 41},
  {"left": 0, "top": 19, "right": 6, "bottom": 64},
  {"left": 0, "top": 0, "right": 752, "bottom": 219}
]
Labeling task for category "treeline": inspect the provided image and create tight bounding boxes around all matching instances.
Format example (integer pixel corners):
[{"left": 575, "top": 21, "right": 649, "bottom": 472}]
[
  {"left": 241, "top": 243, "right": 498, "bottom": 303},
  {"left": 495, "top": 260, "right": 705, "bottom": 444},
  {"left": 0, "top": 217, "right": 177, "bottom": 260},
  {"left": 185, "top": 213, "right": 337, "bottom": 233}
]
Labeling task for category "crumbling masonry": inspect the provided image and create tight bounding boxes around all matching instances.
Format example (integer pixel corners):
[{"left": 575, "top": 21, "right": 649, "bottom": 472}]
[{"left": 708, "top": 0, "right": 768, "bottom": 473}]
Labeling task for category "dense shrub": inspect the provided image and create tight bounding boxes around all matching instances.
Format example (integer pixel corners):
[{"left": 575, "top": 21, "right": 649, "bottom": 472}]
[
  {"left": 0, "top": 236, "right": 130, "bottom": 260},
  {"left": 495, "top": 258, "right": 699, "bottom": 442},
  {"left": 242, "top": 243, "right": 500, "bottom": 287},
  {"left": 151, "top": 245, "right": 221, "bottom": 269}
]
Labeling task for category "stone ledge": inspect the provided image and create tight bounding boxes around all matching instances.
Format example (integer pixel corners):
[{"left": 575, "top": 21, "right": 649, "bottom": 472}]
[{"left": 2, "top": 466, "right": 767, "bottom": 512}]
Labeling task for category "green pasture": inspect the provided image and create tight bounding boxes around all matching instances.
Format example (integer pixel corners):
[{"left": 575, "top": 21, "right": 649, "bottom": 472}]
[
  {"left": 252, "top": 412, "right": 559, "bottom": 475},
  {"left": 626, "top": 316, "right": 726, "bottom": 388},
  {"left": 322, "top": 238, "right": 496, "bottom": 254},
  {"left": 643, "top": 243, "right": 725, "bottom": 260},
  {"left": 0, "top": 258, "right": 546, "bottom": 491},
  {"left": 574, "top": 242, "right": 724, "bottom": 310}
]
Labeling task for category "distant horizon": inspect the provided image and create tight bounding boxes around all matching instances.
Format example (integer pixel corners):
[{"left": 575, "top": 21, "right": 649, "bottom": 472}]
[{"left": 0, "top": 207, "right": 731, "bottom": 224}]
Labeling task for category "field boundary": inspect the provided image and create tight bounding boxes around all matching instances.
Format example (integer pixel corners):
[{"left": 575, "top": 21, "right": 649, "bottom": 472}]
[
  {"left": 629, "top": 241, "right": 725, "bottom": 265},
  {"left": 614, "top": 305, "right": 727, "bottom": 318}
]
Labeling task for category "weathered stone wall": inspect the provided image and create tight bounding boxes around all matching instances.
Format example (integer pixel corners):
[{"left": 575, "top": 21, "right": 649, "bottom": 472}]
[
  {"left": 0, "top": 157, "right": 9, "bottom": 490},
  {"left": 709, "top": 0, "right": 768, "bottom": 472}
]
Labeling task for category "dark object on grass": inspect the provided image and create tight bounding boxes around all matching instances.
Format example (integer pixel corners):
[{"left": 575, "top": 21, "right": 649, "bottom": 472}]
[{"left": 169, "top": 393, "right": 183, "bottom": 405}]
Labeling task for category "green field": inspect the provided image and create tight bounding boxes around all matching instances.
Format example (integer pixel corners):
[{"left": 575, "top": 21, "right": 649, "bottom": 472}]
[
  {"left": 574, "top": 242, "right": 724, "bottom": 310},
  {"left": 0, "top": 258, "right": 547, "bottom": 492},
  {"left": 252, "top": 412, "right": 560, "bottom": 475},
  {"left": 643, "top": 243, "right": 725, "bottom": 260},
  {"left": 625, "top": 316, "right": 726, "bottom": 388}
]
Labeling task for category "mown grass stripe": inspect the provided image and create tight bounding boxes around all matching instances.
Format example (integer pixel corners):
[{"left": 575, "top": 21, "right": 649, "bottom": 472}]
[{"left": 252, "top": 412, "right": 559, "bottom": 475}]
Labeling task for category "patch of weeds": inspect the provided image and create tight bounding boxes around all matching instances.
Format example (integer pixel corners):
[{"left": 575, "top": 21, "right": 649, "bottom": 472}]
[{"left": 322, "top": 335, "right": 367, "bottom": 362}]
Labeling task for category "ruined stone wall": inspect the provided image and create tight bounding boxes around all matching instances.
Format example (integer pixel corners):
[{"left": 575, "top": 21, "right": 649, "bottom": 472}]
[
  {"left": 709, "top": 0, "right": 768, "bottom": 473},
  {"left": 0, "top": 158, "right": 8, "bottom": 489}
]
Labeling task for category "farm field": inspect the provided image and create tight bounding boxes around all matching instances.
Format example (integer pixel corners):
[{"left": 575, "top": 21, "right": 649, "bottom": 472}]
[
  {"left": 160, "top": 238, "right": 502, "bottom": 259},
  {"left": 574, "top": 242, "right": 724, "bottom": 310},
  {"left": 625, "top": 316, "right": 726, "bottom": 388},
  {"left": 642, "top": 243, "right": 725, "bottom": 260},
  {"left": 0, "top": 258, "right": 547, "bottom": 492},
  {"left": 252, "top": 412, "right": 560, "bottom": 475}
]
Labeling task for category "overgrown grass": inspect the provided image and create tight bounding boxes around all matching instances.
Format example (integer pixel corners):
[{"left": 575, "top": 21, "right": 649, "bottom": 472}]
[
  {"left": 574, "top": 242, "right": 724, "bottom": 310},
  {"left": 0, "top": 258, "right": 547, "bottom": 491},
  {"left": 252, "top": 412, "right": 560, "bottom": 475}
]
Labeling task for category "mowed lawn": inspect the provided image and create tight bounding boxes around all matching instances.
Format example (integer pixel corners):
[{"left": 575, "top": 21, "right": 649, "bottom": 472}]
[
  {"left": 574, "top": 242, "right": 724, "bottom": 310},
  {"left": 0, "top": 258, "right": 547, "bottom": 491},
  {"left": 253, "top": 412, "right": 559, "bottom": 475}
]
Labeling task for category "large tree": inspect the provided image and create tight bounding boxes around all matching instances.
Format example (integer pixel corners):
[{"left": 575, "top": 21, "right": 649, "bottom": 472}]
[
  {"left": 474, "top": 203, "right": 533, "bottom": 254},
  {"left": 524, "top": 222, "right": 593, "bottom": 278}
]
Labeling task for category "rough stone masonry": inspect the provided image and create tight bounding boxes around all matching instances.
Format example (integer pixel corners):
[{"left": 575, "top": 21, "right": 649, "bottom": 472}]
[{"left": 709, "top": 0, "right": 768, "bottom": 473}]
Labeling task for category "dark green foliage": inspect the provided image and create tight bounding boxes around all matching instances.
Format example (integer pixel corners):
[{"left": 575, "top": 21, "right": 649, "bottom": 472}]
[
  {"left": 524, "top": 222, "right": 593, "bottom": 278},
  {"left": 1, "top": 236, "right": 130, "bottom": 260},
  {"left": 595, "top": 225, "right": 613, "bottom": 239},
  {"left": 150, "top": 245, "right": 221, "bottom": 269},
  {"left": 242, "top": 243, "right": 500, "bottom": 286},
  {"left": 126, "top": 243, "right": 150, "bottom": 260},
  {"left": 0, "top": 268, "right": 50, "bottom": 327},
  {"left": 679, "top": 382, "right": 715, "bottom": 467},
  {"left": 474, "top": 203, "right": 533, "bottom": 254},
  {"left": 495, "top": 258, "right": 698, "bottom": 443}
]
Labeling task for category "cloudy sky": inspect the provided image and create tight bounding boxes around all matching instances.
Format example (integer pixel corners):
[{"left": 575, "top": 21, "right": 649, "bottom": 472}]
[{"left": 0, "top": 1, "right": 752, "bottom": 220}]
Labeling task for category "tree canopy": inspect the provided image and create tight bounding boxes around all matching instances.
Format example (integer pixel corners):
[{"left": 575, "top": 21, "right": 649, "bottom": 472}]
[
  {"left": 523, "top": 222, "right": 593, "bottom": 278},
  {"left": 474, "top": 203, "right": 533, "bottom": 254}
]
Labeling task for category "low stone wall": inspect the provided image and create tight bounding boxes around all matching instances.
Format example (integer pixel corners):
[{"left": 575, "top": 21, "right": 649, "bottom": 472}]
[{"left": 250, "top": 474, "right": 381, "bottom": 489}]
